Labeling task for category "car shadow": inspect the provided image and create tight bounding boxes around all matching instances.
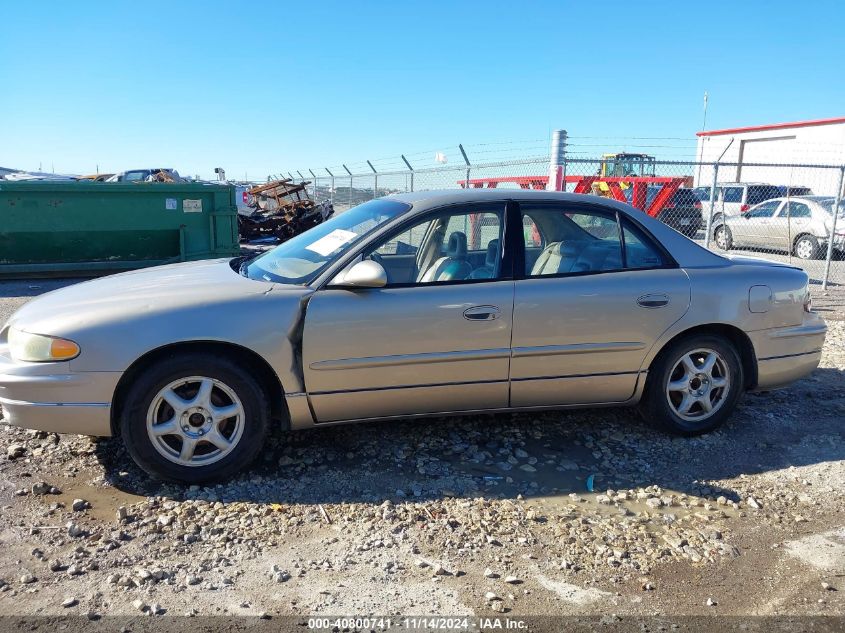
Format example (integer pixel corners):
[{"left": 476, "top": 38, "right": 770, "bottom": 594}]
[{"left": 94, "top": 366, "right": 845, "bottom": 508}]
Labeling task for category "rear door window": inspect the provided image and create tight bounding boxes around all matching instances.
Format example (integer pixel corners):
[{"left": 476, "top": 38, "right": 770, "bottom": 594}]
[
  {"left": 622, "top": 221, "right": 667, "bottom": 269},
  {"left": 783, "top": 202, "right": 812, "bottom": 218},
  {"left": 723, "top": 187, "right": 744, "bottom": 203}
]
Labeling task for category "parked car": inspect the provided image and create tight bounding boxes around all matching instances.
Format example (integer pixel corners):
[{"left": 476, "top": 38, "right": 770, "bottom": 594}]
[
  {"left": 0, "top": 190, "right": 826, "bottom": 483},
  {"left": 775, "top": 186, "right": 813, "bottom": 197},
  {"left": 626, "top": 186, "right": 703, "bottom": 237},
  {"left": 713, "top": 196, "right": 845, "bottom": 259},
  {"left": 106, "top": 168, "right": 182, "bottom": 183},
  {"left": 693, "top": 183, "right": 781, "bottom": 224}
]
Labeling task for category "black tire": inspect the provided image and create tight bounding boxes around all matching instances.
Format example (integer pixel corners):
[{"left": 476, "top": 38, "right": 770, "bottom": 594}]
[
  {"left": 119, "top": 353, "right": 269, "bottom": 484},
  {"left": 639, "top": 334, "right": 744, "bottom": 436},
  {"left": 714, "top": 224, "right": 733, "bottom": 251},
  {"left": 793, "top": 234, "right": 821, "bottom": 260}
]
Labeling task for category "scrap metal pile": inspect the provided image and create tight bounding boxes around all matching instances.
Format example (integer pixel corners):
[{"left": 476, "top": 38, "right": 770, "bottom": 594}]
[{"left": 238, "top": 179, "right": 333, "bottom": 242}]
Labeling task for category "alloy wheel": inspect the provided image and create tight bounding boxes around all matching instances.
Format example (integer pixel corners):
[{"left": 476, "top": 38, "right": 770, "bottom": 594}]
[
  {"left": 146, "top": 376, "right": 245, "bottom": 467},
  {"left": 665, "top": 348, "right": 731, "bottom": 422}
]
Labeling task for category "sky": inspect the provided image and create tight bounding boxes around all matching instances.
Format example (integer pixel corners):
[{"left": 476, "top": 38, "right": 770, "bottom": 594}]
[{"left": 1, "top": 0, "right": 843, "bottom": 180}]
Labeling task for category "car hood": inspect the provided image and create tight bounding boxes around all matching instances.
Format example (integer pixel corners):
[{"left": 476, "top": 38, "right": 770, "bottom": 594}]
[{"left": 5, "top": 258, "right": 307, "bottom": 338}]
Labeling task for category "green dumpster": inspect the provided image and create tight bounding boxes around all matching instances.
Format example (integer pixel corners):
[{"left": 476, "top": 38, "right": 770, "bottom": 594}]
[{"left": 0, "top": 181, "right": 240, "bottom": 276}]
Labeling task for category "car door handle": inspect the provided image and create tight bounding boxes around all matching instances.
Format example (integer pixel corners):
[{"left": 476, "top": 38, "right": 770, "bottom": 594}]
[
  {"left": 637, "top": 293, "right": 670, "bottom": 308},
  {"left": 463, "top": 305, "right": 500, "bottom": 321}
]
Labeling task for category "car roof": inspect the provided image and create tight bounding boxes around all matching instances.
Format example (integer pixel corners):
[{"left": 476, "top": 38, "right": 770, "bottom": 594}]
[{"left": 756, "top": 196, "right": 825, "bottom": 204}]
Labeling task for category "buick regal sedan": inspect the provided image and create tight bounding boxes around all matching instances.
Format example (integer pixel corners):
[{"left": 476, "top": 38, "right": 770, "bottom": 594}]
[{"left": 0, "top": 190, "right": 827, "bottom": 483}]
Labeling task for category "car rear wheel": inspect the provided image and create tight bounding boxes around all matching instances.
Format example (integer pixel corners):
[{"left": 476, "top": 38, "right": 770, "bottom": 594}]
[
  {"left": 794, "top": 234, "right": 821, "bottom": 260},
  {"left": 120, "top": 353, "right": 269, "bottom": 483},
  {"left": 640, "top": 335, "right": 743, "bottom": 436},
  {"left": 714, "top": 225, "right": 733, "bottom": 250}
]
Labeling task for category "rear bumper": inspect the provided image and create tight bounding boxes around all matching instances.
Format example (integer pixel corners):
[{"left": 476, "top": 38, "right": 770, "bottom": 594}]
[
  {"left": 658, "top": 208, "right": 703, "bottom": 232},
  {"left": 748, "top": 314, "right": 827, "bottom": 391},
  {"left": 0, "top": 346, "right": 117, "bottom": 436}
]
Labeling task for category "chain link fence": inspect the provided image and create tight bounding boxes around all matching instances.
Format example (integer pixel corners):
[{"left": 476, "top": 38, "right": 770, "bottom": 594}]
[{"left": 284, "top": 155, "right": 845, "bottom": 295}]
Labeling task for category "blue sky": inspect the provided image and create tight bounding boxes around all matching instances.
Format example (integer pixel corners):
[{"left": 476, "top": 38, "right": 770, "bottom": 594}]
[{"left": 1, "top": 0, "right": 843, "bottom": 179}]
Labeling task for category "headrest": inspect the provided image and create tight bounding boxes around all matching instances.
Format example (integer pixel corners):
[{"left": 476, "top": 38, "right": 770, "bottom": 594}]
[
  {"left": 446, "top": 231, "right": 468, "bottom": 258},
  {"left": 485, "top": 239, "right": 500, "bottom": 267},
  {"left": 555, "top": 241, "right": 584, "bottom": 256}
]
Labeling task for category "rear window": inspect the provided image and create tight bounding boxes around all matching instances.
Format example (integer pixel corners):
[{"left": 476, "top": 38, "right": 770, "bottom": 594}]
[
  {"left": 723, "top": 187, "right": 744, "bottom": 203},
  {"left": 674, "top": 189, "right": 700, "bottom": 205},
  {"left": 747, "top": 185, "right": 780, "bottom": 205}
]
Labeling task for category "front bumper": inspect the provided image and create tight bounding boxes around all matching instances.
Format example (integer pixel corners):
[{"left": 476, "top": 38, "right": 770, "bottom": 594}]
[
  {"left": 748, "top": 313, "right": 827, "bottom": 391},
  {"left": 0, "top": 345, "right": 118, "bottom": 436}
]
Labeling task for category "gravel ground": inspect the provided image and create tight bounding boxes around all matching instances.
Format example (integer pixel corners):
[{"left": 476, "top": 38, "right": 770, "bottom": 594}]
[{"left": 0, "top": 280, "right": 843, "bottom": 625}]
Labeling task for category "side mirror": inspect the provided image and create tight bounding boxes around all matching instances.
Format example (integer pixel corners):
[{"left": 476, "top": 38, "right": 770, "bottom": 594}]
[{"left": 329, "top": 260, "right": 387, "bottom": 289}]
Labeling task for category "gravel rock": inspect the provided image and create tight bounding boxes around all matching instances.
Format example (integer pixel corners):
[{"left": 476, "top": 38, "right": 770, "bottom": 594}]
[
  {"left": 61, "top": 598, "right": 78, "bottom": 608},
  {"left": 71, "top": 499, "right": 89, "bottom": 512},
  {"left": 66, "top": 522, "right": 84, "bottom": 538},
  {"left": 132, "top": 599, "right": 148, "bottom": 612},
  {"left": 490, "top": 600, "right": 506, "bottom": 613},
  {"left": 7, "top": 445, "right": 25, "bottom": 459},
  {"left": 30, "top": 482, "right": 51, "bottom": 495}
]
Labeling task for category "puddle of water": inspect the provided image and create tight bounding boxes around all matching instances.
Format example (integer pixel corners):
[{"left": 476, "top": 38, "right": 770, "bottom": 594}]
[{"left": 50, "top": 476, "right": 146, "bottom": 523}]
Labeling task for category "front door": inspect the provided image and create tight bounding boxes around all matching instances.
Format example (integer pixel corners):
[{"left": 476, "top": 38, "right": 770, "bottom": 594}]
[
  {"left": 510, "top": 202, "right": 690, "bottom": 407},
  {"left": 741, "top": 200, "right": 782, "bottom": 249},
  {"left": 302, "top": 203, "right": 513, "bottom": 422}
]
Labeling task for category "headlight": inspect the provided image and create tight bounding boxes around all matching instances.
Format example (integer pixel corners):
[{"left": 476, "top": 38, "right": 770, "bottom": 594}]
[{"left": 8, "top": 328, "right": 80, "bottom": 362}]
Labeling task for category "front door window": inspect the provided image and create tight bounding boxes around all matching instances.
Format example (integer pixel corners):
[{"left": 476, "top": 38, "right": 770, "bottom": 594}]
[{"left": 362, "top": 206, "right": 504, "bottom": 285}]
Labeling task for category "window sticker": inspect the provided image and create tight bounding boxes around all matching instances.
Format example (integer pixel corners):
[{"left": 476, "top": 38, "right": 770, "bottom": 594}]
[
  {"left": 165, "top": 198, "right": 177, "bottom": 210},
  {"left": 305, "top": 229, "right": 358, "bottom": 256}
]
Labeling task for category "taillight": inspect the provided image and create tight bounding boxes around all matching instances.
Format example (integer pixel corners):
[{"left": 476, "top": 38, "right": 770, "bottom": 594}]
[
  {"left": 242, "top": 192, "right": 248, "bottom": 204},
  {"left": 694, "top": 201, "right": 702, "bottom": 210},
  {"left": 740, "top": 204, "right": 750, "bottom": 212}
]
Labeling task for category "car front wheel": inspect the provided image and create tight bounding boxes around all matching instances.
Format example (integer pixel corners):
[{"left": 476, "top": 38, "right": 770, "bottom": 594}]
[
  {"left": 640, "top": 335, "right": 743, "bottom": 435},
  {"left": 120, "top": 353, "right": 269, "bottom": 483}
]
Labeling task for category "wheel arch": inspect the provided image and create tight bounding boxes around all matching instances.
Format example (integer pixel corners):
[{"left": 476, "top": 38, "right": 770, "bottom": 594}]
[
  {"left": 792, "top": 232, "right": 816, "bottom": 248},
  {"left": 110, "top": 341, "right": 288, "bottom": 436},
  {"left": 642, "top": 323, "right": 758, "bottom": 395}
]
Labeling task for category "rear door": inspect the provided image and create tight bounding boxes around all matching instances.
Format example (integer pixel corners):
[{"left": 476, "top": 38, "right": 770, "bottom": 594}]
[
  {"left": 510, "top": 202, "right": 690, "bottom": 407},
  {"left": 721, "top": 186, "right": 744, "bottom": 219},
  {"left": 772, "top": 201, "right": 812, "bottom": 252}
]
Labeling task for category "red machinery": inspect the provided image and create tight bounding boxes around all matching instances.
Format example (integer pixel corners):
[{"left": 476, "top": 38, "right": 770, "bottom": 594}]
[{"left": 458, "top": 167, "right": 692, "bottom": 219}]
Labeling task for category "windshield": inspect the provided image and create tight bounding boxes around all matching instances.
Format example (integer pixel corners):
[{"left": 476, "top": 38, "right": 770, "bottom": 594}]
[{"left": 242, "top": 198, "right": 411, "bottom": 284}]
